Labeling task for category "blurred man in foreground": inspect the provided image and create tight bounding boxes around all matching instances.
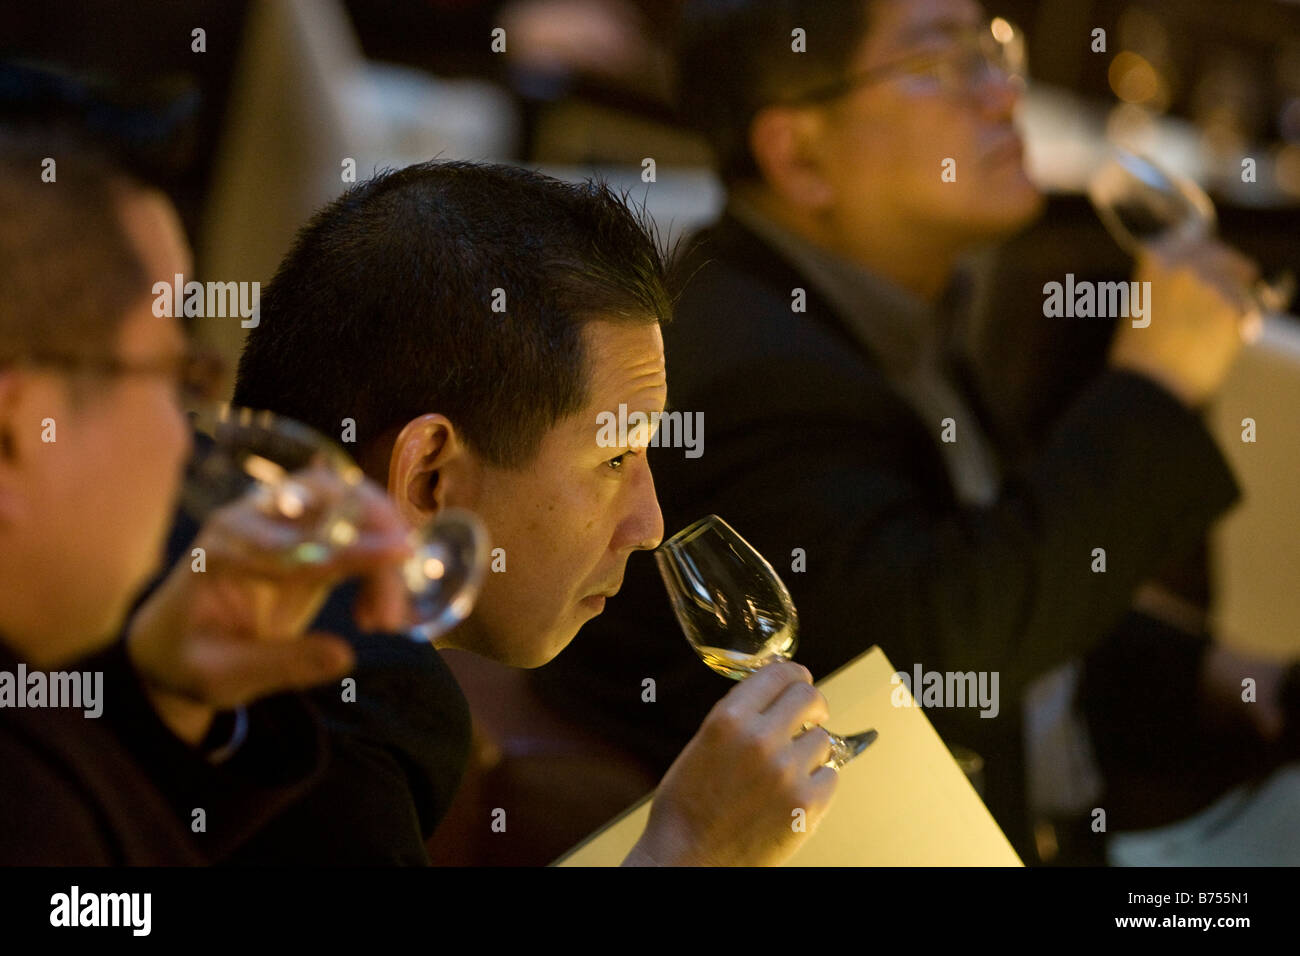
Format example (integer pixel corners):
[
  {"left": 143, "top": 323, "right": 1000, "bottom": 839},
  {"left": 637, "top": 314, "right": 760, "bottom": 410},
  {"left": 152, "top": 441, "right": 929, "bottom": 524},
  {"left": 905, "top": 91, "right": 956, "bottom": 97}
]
[{"left": 0, "top": 132, "right": 416, "bottom": 864}]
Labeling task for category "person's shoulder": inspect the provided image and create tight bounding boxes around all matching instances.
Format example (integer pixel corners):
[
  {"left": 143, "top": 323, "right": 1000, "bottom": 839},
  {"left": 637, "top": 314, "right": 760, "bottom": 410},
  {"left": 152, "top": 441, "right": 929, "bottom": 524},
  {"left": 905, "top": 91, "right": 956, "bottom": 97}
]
[
  {"left": 660, "top": 226, "right": 897, "bottom": 432},
  {"left": 673, "top": 215, "right": 791, "bottom": 282},
  {"left": 301, "top": 628, "right": 472, "bottom": 846},
  {"left": 671, "top": 216, "right": 802, "bottom": 317},
  {"left": 330, "top": 631, "right": 468, "bottom": 727},
  {"left": 0, "top": 710, "right": 205, "bottom": 864},
  {"left": 308, "top": 584, "right": 470, "bottom": 744},
  {"left": 0, "top": 717, "right": 116, "bottom": 864},
  {"left": 666, "top": 215, "right": 878, "bottom": 386},
  {"left": 307, "top": 613, "right": 471, "bottom": 769}
]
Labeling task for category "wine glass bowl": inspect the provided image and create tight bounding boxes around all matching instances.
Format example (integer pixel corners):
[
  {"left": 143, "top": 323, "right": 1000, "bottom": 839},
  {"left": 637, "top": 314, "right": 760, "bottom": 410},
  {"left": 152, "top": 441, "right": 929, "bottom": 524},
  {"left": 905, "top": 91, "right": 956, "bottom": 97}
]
[
  {"left": 655, "top": 515, "right": 798, "bottom": 678},
  {"left": 184, "top": 403, "right": 490, "bottom": 641},
  {"left": 184, "top": 404, "right": 364, "bottom": 565},
  {"left": 403, "top": 507, "right": 490, "bottom": 642},
  {"left": 1088, "top": 147, "right": 1295, "bottom": 334},
  {"left": 1087, "top": 148, "right": 1215, "bottom": 255},
  {"left": 655, "top": 514, "right": 877, "bottom": 769}
]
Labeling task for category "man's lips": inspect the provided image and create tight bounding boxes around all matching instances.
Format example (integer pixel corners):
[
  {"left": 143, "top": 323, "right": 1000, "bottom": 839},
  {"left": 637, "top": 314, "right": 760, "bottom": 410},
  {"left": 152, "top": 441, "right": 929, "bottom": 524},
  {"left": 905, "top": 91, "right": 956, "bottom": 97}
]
[{"left": 581, "top": 580, "right": 624, "bottom": 609}]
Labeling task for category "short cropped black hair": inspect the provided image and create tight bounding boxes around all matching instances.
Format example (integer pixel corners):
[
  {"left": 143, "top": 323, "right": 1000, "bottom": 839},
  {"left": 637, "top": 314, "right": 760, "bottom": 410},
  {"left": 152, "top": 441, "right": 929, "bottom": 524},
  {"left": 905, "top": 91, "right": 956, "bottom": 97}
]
[
  {"left": 676, "top": 0, "right": 874, "bottom": 184},
  {"left": 234, "top": 161, "right": 671, "bottom": 470}
]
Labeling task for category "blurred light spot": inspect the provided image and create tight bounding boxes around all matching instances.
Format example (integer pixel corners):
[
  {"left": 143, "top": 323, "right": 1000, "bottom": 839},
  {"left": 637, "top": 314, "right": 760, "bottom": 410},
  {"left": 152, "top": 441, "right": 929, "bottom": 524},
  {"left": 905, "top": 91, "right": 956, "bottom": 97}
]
[
  {"left": 1109, "top": 51, "right": 1161, "bottom": 105},
  {"left": 276, "top": 482, "right": 307, "bottom": 519},
  {"left": 1109, "top": 52, "right": 1159, "bottom": 102},
  {"left": 423, "top": 557, "right": 446, "bottom": 580},
  {"left": 329, "top": 521, "right": 358, "bottom": 547},
  {"left": 991, "top": 17, "right": 1014, "bottom": 45}
]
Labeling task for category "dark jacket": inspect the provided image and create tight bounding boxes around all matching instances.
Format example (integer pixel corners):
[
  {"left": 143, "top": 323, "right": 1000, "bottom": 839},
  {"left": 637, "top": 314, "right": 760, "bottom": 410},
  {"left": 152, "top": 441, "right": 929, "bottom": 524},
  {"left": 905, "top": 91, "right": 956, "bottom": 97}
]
[
  {"left": 532, "top": 214, "right": 1241, "bottom": 855},
  {"left": 152, "top": 509, "right": 473, "bottom": 866},
  {"left": 0, "top": 637, "right": 324, "bottom": 865},
  {"left": 225, "top": 582, "right": 472, "bottom": 866}
]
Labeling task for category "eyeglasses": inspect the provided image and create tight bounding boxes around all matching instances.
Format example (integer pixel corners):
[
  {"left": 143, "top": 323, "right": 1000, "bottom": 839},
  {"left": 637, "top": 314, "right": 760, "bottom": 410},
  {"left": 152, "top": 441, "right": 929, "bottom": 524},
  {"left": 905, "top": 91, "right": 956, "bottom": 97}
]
[
  {"left": 9, "top": 347, "right": 227, "bottom": 404},
  {"left": 776, "top": 18, "right": 1027, "bottom": 105}
]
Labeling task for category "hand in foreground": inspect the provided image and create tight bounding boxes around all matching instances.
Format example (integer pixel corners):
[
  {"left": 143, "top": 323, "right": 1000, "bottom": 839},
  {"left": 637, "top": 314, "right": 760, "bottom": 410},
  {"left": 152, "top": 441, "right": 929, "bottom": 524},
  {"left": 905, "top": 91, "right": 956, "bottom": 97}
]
[
  {"left": 624, "top": 661, "right": 839, "bottom": 866},
  {"left": 1110, "top": 236, "right": 1260, "bottom": 407},
  {"left": 126, "top": 471, "right": 412, "bottom": 746}
]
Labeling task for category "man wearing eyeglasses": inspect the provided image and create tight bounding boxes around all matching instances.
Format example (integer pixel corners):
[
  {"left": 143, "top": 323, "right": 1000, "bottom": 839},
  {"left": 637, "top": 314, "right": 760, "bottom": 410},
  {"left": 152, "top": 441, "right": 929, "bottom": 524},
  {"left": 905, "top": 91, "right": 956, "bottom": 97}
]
[
  {"left": 534, "top": 0, "right": 1296, "bottom": 862},
  {"left": 0, "top": 131, "right": 420, "bottom": 864}
]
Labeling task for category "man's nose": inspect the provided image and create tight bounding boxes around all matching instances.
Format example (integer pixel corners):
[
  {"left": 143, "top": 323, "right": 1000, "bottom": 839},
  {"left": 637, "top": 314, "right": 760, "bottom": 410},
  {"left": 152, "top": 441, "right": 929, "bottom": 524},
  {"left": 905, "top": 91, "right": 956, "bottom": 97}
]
[
  {"left": 621, "top": 460, "right": 664, "bottom": 553},
  {"left": 977, "top": 65, "right": 1022, "bottom": 119}
]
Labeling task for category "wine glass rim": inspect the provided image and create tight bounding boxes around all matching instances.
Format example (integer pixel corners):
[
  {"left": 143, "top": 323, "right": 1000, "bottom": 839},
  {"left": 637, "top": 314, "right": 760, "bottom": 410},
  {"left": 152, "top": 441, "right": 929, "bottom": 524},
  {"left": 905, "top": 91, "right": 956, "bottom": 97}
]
[
  {"left": 657, "top": 513, "right": 730, "bottom": 552},
  {"left": 1091, "top": 147, "right": 1217, "bottom": 237},
  {"left": 1109, "top": 147, "right": 1169, "bottom": 186},
  {"left": 191, "top": 402, "right": 363, "bottom": 474}
]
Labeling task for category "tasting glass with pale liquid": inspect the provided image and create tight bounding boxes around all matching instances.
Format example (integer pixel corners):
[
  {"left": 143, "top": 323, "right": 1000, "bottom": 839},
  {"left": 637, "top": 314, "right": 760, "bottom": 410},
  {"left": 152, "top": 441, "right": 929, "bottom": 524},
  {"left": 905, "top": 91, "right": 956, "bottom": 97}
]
[{"left": 655, "top": 514, "right": 877, "bottom": 770}]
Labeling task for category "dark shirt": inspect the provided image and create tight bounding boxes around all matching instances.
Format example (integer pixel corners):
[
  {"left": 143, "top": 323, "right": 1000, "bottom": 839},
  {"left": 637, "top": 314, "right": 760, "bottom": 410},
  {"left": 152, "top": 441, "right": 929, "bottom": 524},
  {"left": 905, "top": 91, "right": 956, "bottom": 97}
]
[
  {"left": 0, "top": 635, "right": 323, "bottom": 865},
  {"left": 158, "top": 448, "right": 472, "bottom": 866},
  {"left": 226, "top": 582, "right": 472, "bottom": 865}
]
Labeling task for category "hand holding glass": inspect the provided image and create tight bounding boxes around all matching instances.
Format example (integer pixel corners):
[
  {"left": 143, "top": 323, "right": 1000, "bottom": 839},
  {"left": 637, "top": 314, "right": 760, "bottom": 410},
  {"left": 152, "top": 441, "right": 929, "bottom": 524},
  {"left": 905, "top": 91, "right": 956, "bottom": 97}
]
[
  {"left": 1088, "top": 148, "right": 1295, "bottom": 339},
  {"left": 183, "top": 404, "right": 489, "bottom": 642}
]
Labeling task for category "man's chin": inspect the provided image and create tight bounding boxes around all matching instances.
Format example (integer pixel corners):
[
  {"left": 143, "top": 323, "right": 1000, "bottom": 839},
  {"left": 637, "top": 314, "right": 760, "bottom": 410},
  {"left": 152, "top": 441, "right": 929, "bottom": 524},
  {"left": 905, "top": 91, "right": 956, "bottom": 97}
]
[
  {"left": 996, "top": 162, "right": 1045, "bottom": 215},
  {"left": 459, "top": 598, "right": 608, "bottom": 668},
  {"left": 517, "top": 620, "right": 590, "bottom": 669},
  {"left": 961, "top": 175, "right": 1044, "bottom": 240},
  {"left": 528, "top": 598, "right": 613, "bottom": 666}
]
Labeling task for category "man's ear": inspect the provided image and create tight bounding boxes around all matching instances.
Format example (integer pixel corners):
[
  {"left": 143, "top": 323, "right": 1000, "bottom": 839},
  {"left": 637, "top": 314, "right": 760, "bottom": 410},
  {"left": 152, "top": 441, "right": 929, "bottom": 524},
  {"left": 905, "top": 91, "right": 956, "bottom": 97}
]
[
  {"left": 748, "top": 105, "right": 836, "bottom": 211},
  {"left": 387, "top": 413, "right": 471, "bottom": 527}
]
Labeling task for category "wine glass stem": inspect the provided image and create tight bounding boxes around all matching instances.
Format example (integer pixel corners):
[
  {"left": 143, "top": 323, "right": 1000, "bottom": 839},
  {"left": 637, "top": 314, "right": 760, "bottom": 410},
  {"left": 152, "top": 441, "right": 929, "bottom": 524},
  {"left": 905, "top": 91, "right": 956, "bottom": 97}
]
[{"left": 824, "top": 729, "right": 877, "bottom": 770}]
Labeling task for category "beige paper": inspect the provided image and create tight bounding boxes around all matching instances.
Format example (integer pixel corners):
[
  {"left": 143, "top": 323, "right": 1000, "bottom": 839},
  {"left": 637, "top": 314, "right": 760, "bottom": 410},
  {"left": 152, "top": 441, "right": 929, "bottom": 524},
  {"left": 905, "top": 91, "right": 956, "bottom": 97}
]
[{"left": 556, "top": 646, "right": 1022, "bottom": 866}]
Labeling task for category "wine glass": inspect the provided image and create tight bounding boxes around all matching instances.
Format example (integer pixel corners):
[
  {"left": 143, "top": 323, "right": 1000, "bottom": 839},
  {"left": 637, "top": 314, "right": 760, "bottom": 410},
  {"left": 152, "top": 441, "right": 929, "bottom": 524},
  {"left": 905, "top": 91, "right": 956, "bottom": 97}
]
[
  {"left": 655, "top": 514, "right": 878, "bottom": 770},
  {"left": 1087, "top": 147, "right": 1295, "bottom": 338},
  {"left": 183, "top": 403, "right": 490, "bottom": 642}
]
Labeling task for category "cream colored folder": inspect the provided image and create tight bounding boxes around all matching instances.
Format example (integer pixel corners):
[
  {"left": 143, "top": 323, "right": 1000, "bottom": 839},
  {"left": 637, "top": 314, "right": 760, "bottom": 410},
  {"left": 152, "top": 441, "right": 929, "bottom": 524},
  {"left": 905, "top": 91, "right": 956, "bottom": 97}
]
[{"left": 556, "top": 646, "right": 1022, "bottom": 866}]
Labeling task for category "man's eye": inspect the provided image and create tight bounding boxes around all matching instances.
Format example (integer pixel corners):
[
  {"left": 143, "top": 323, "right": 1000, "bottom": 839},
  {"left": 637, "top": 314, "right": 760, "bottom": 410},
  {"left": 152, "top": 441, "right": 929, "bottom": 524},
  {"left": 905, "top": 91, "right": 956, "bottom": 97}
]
[{"left": 606, "top": 451, "right": 634, "bottom": 471}]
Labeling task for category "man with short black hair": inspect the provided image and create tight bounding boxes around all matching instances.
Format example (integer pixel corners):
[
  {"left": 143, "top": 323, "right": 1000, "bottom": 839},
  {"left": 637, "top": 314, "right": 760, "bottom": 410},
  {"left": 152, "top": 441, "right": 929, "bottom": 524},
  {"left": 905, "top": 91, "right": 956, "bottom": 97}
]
[{"left": 230, "top": 159, "right": 840, "bottom": 866}]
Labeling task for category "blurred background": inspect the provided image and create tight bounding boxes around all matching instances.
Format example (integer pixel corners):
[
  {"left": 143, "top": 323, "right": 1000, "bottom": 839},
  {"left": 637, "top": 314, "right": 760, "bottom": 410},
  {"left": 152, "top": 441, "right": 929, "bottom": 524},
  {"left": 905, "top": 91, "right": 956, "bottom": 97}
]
[{"left": 4, "top": 0, "right": 1298, "bottom": 865}]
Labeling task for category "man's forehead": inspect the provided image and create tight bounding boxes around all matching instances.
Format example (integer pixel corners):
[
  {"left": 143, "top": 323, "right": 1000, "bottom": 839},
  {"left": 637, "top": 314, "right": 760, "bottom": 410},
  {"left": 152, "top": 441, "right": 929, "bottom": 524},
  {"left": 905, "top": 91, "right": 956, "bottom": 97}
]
[
  {"left": 118, "top": 294, "right": 186, "bottom": 358},
  {"left": 554, "top": 320, "right": 666, "bottom": 445},
  {"left": 583, "top": 321, "right": 667, "bottom": 396},
  {"left": 117, "top": 188, "right": 192, "bottom": 285},
  {"left": 115, "top": 187, "right": 192, "bottom": 357},
  {"left": 863, "top": 0, "right": 984, "bottom": 57}
]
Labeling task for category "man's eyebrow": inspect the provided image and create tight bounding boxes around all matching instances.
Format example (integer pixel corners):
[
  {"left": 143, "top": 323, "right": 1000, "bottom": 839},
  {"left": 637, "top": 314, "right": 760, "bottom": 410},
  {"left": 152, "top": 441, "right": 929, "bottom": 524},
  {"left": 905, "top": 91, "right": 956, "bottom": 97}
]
[{"left": 587, "top": 405, "right": 665, "bottom": 446}]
